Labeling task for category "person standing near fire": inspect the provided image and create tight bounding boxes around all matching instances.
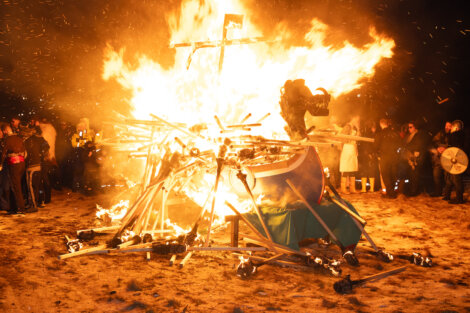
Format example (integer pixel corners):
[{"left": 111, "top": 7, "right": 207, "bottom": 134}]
[
  {"left": 24, "top": 126, "right": 50, "bottom": 211},
  {"left": 0, "top": 124, "right": 27, "bottom": 214},
  {"left": 358, "top": 119, "right": 379, "bottom": 192},
  {"left": 39, "top": 118, "right": 57, "bottom": 203},
  {"left": 56, "top": 120, "right": 74, "bottom": 189},
  {"left": 70, "top": 118, "right": 95, "bottom": 192},
  {"left": 0, "top": 125, "right": 11, "bottom": 211},
  {"left": 375, "top": 118, "right": 401, "bottom": 198},
  {"left": 430, "top": 121, "right": 452, "bottom": 197},
  {"left": 339, "top": 116, "right": 360, "bottom": 194},
  {"left": 403, "top": 121, "right": 429, "bottom": 196},
  {"left": 70, "top": 118, "right": 94, "bottom": 149},
  {"left": 442, "top": 120, "right": 466, "bottom": 204}
]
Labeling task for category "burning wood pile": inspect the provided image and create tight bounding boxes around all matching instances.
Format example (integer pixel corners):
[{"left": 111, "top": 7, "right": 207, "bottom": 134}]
[
  {"left": 58, "top": 111, "right": 432, "bottom": 289},
  {"left": 56, "top": 5, "right": 431, "bottom": 292},
  {"left": 59, "top": 112, "right": 333, "bottom": 263}
]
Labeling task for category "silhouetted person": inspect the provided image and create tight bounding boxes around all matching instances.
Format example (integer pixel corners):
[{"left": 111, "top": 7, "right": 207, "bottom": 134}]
[
  {"left": 71, "top": 118, "right": 94, "bottom": 192},
  {"left": 403, "top": 121, "right": 429, "bottom": 196},
  {"left": 375, "top": 118, "right": 400, "bottom": 198},
  {"left": 39, "top": 119, "right": 57, "bottom": 203},
  {"left": 24, "top": 126, "right": 49, "bottom": 210},
  {"left": 0, "top": 124, "right": 26, "bottom": 213},
  {"left": 442, "top": 120, "right": 465, "bottom": 204},
  {"left": 430, "top": 121, "right": 451, "bottom": 196},
  {"left": 56, "top": 121, "right": 74, "bottom": 188},
  {"left": 0, "top": 126, "right": 10, "bottom": 211},
  {"left": 358, "top": 120, "right": 378, "bottom": 192}
]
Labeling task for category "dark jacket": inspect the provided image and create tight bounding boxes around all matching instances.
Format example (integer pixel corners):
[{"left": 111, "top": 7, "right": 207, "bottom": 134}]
[
  {"left": 374, "top": 127, "right": 401, "bottom": 160},
  {"left": 1, "top": 134, "right": 26, "bottom": 165},
  {"left": 432, "top": 129, "right": 449, "bottom": 149},
  {"left": 25, "top": 134, "right": 50, "bottom": 167},
  {"left": 405, "top": 130, "right": 429, "bottom": 155},
  {"left": 448, "top": 129, "right": 465, "bottom": 149}
]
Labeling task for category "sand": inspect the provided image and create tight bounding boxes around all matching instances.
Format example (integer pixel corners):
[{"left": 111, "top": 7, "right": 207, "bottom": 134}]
[{"left": 0, "top": 188, "right": 469, "bottom": 313}]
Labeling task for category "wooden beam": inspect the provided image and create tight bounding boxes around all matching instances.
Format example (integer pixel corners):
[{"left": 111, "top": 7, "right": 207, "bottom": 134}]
[{"left": 286, "top": 179, "right": 344, "bottom": 250}]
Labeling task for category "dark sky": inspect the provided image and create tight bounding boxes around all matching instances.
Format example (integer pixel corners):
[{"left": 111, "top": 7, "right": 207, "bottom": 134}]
[{"left": 0, "top": 0, "right": 469, "bottom": 130}]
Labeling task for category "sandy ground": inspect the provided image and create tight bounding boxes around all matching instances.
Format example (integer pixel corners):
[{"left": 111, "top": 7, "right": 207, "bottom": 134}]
[{"left": 0, "top": 186, "right": 469, "bottom": 313}]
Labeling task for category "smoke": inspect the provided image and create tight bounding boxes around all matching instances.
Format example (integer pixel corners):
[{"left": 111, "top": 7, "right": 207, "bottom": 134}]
[{"left": 0, "top": 1, "right": 179, "bottom": 123}]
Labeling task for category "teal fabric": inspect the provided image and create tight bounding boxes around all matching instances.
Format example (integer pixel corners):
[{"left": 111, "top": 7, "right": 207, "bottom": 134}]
[{"left": 243, "top": 196, "right": 362, "bottom": 251}]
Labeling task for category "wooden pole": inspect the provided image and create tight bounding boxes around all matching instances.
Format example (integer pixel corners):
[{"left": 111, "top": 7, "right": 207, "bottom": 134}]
[
  {"left": 141, "top": 126, "right": 155, "bottom": 191},
  {"left": 324, "top": 186, "right": 378, "bottom": 252},
  {"left": 325, "top": 190, "right": 366, "bottom": 225},
  {"left": 77, "top": 225, "right": 120, "bottom": 235},
  {"left": 117, "top": 240, "right": 135, "bottom": 250},
  {"left": 132, "top": 186, "right": 161, "bottom": 234},
  {"left": 225, "top": 201, "right": 268, "bottom": 242},
  {"left": 189, "top": 246, "right": 268, "bottom": 252},
  {"left": 141, "top": 177, "right": 175, "bottom": 233},
  {"left": 150, "top": 196, "right": 162, "bottom": 233},
  {"left": 150, "top": 114, "right": 199, "bottom": 139},
  {"left": 141, "top": 182, "right": 166, "bottom": 233},
  {"left": 355, "top": 266, "right": 407, "bottom": 284},
  {"left": 240, "top": 113, "right": 251, "bottom": 124},
  {"left": 160, "top": 184, "right": 168, "bottom": 238},
  {"left": 241, "top": 234, "right": 307, "bottom": 256},
  {"left": 236, "top": 172, "right": 275, "bottom": 243},
  {"left": 233, "top": 253, "right": 311, "bottom": 271},
  {"left": 225, "top": 201, "right": 278, "bottom": 253},
  {"left": 256, "top": 113, "right": 270, "bottom": 123},
  {"left": 179, "top": 252, "right": 193, "bottom": 268},
  {"left": 205, "top": 159, "right": 224, "bottom": 247},
  {"left": 58, "top": 245, "right": 109, "bottom": 260},
  {"left": 118, "top": 184, "right": 157, "bottom": 232}
]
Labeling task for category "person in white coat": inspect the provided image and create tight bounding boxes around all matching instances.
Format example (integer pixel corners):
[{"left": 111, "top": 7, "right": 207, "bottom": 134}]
[{"left": 339, "top": 116, "right": 360, "bottom": 193}]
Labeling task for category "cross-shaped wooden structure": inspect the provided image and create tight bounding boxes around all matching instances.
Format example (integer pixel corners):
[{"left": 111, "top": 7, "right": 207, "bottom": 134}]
[{"left": 170, "top": 14, "right": 270, "bottom": 72}]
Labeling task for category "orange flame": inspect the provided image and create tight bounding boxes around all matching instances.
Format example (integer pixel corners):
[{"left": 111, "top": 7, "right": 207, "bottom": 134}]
[
  {"left": 103, "top": 1, "right": 394, "bottom": 135},
  {"left": 101, "top": 0, "right": 395, "bottom": 224}
]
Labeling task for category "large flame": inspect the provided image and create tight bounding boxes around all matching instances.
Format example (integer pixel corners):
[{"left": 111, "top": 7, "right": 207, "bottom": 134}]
[
  {"left": 103, "top": 0, "right": 394, "bottom": 134},
  {"left": 101, "top": 0, "right": 395, "bottom": 226}
]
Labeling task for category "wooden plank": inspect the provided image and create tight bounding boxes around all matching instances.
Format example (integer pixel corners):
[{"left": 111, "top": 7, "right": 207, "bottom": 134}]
[
  {"left": 326, "top": 191, "right": 366, "bottom": 225},
  {"left": 240, "top": 234, "right": 307, "bottom": 256},
  {"left": 232, "top": 253, "right": 311, "bottom": 271},
  {"left": 76, "top": 225, "right": 119, "bottom": 234},
  {"left": 179, "top": 252, "right": 193, "bottom": 268},
  {"left": 58, "top": 245, "right": 109, "bottom": 260}
]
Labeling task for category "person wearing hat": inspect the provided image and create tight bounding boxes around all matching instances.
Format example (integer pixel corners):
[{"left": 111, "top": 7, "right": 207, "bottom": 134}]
[{"left": 442, "top": 120, "right": 466, "bottom": 204}]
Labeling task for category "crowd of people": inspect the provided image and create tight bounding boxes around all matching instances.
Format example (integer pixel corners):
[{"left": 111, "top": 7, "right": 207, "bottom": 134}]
[
  {"left": 332, "top": 117, "right": 467, "bottom": 204},
  {"left": 1, "top": 112, "right": 467, "bottom": 215},
  {"left": 0, "top": 116, "right": 107, "bottom": 214}
]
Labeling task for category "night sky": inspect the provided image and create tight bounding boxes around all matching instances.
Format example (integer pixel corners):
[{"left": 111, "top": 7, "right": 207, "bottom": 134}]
[{"left": 0, "top": 0, "right": 469, "bottom": 132}]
